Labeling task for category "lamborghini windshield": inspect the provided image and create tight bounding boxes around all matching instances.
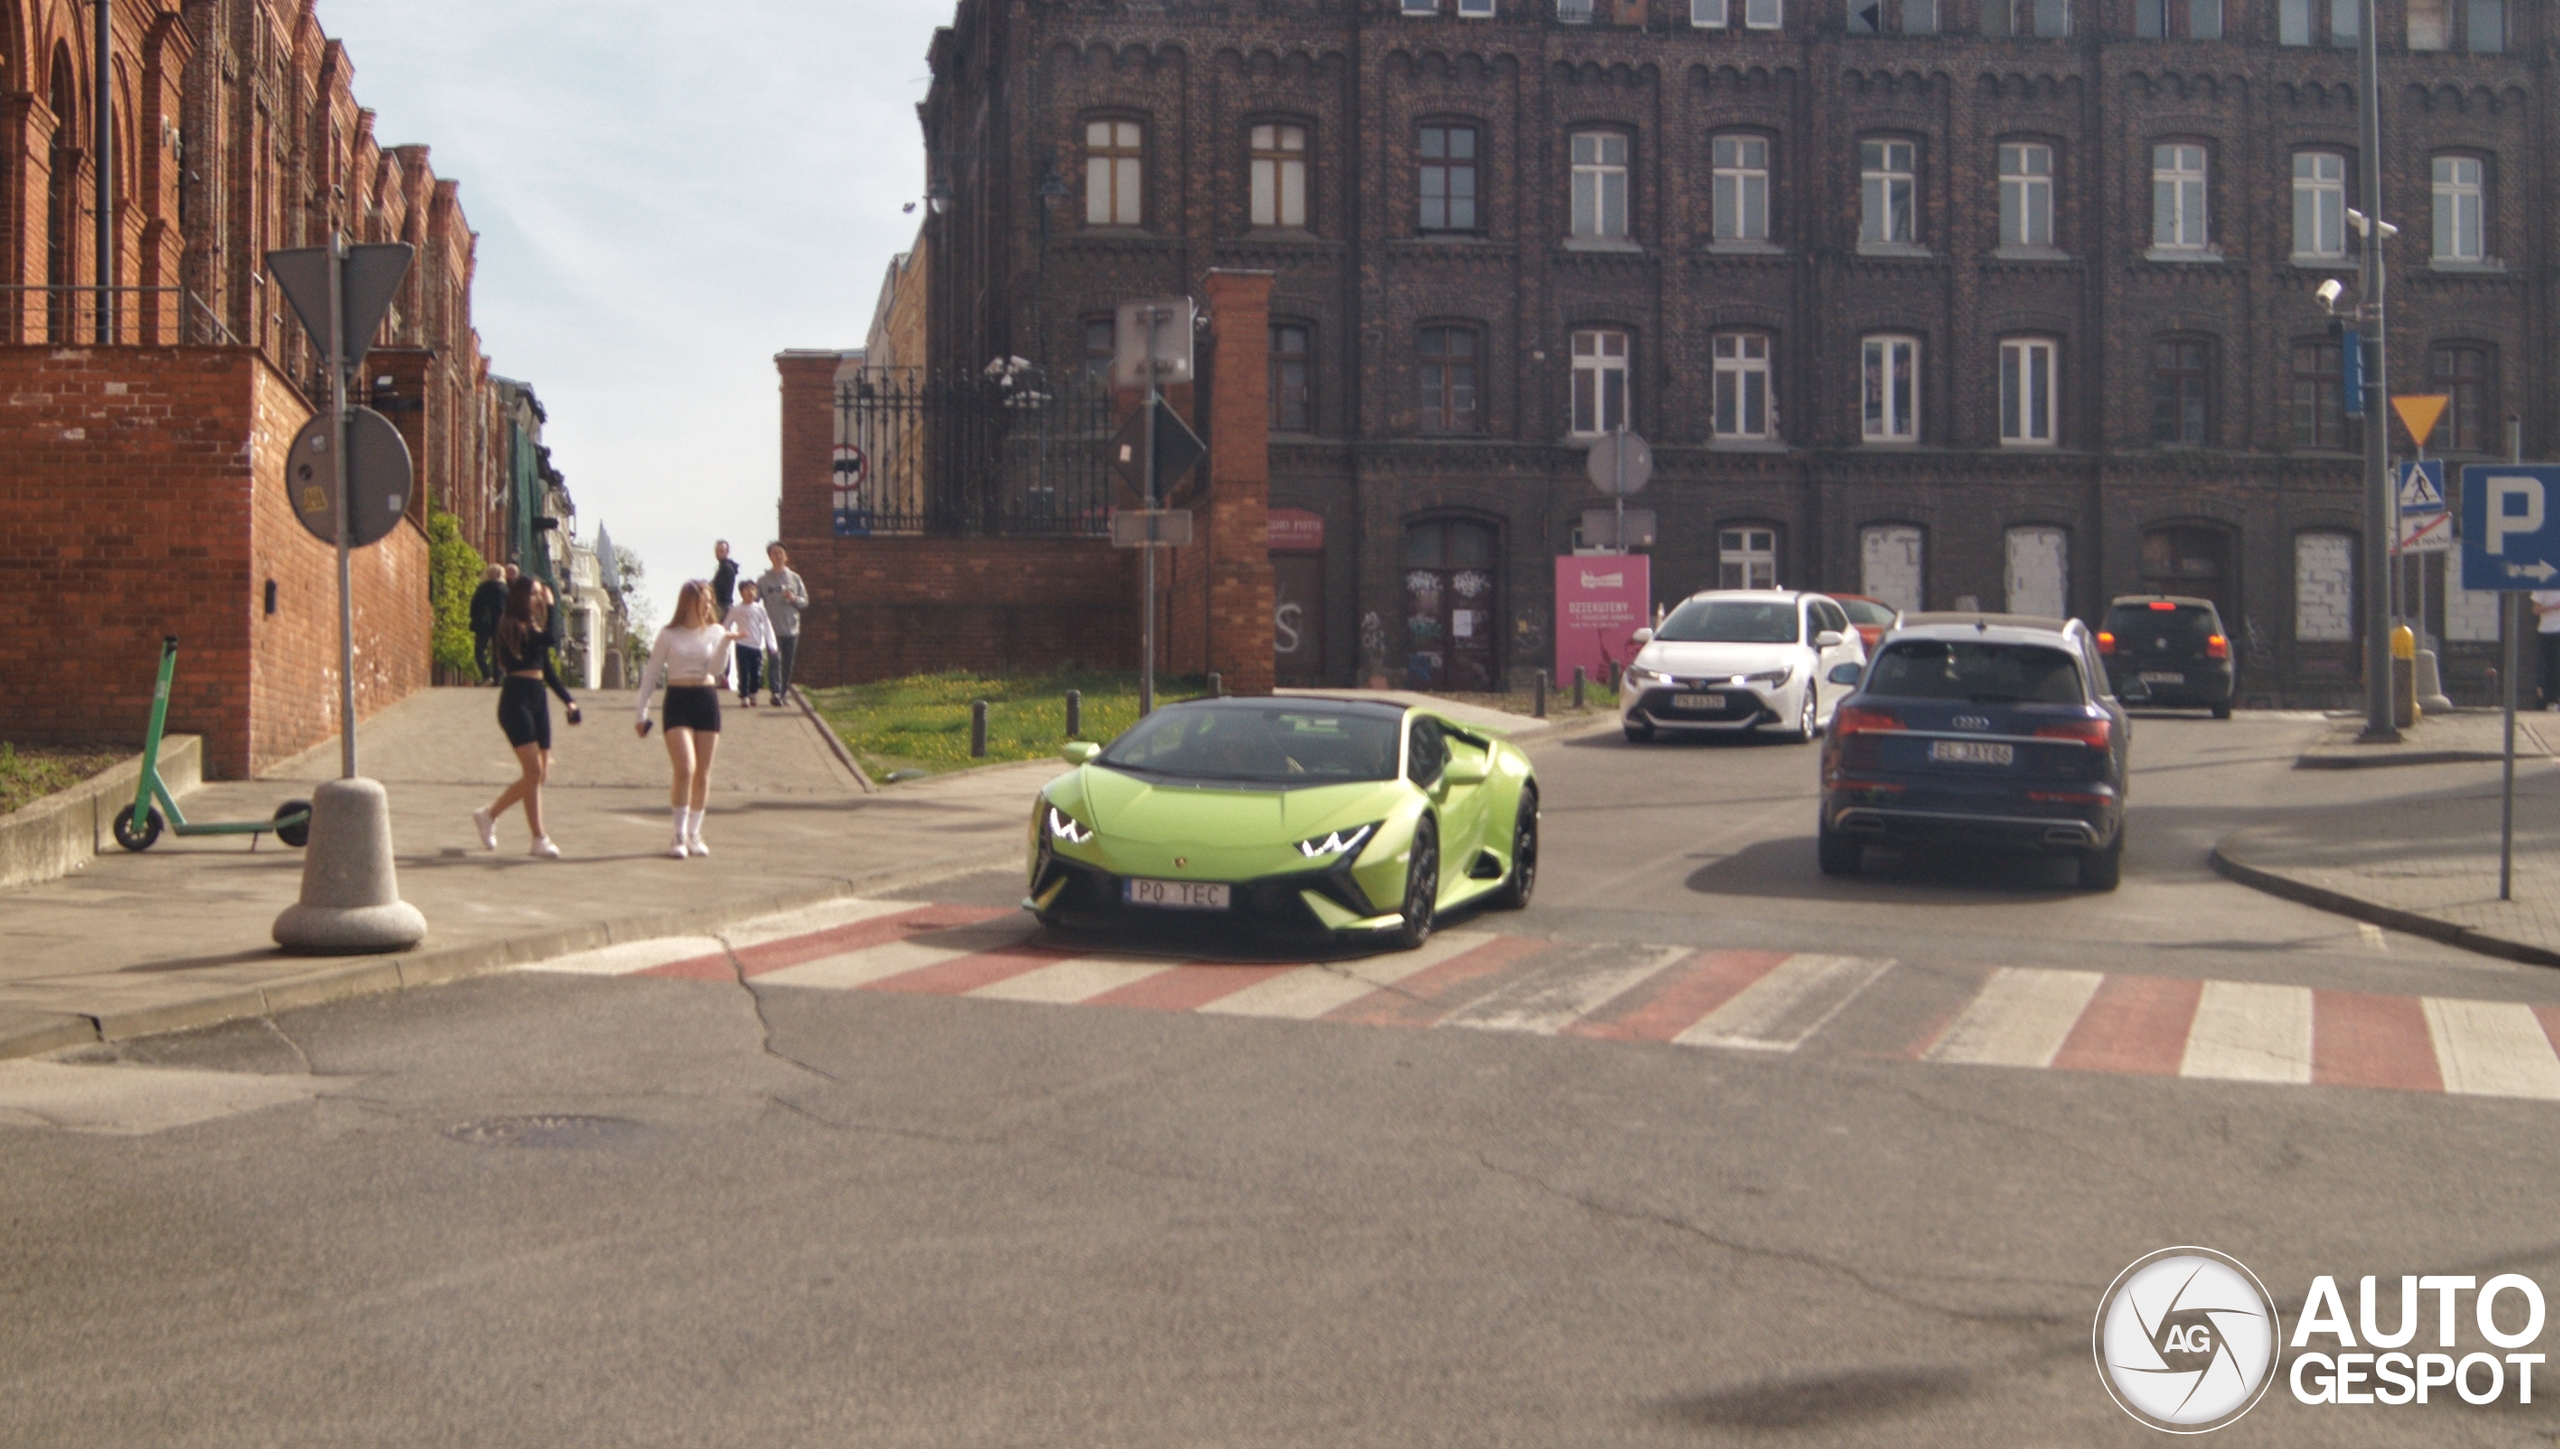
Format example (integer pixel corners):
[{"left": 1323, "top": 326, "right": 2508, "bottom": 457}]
[{"left": 1099, "top": 702, "right": 1403, "bottom": 784}]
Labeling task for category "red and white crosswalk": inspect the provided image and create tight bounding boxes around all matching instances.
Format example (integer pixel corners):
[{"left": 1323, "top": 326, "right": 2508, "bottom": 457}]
[{"left": 525, "top": 898, "right": 2560, "bottom": 1103}]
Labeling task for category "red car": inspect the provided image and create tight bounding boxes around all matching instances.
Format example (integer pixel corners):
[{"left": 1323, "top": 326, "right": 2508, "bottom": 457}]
[{"left": 1830, "top": 595, "right": 1902, "bottom": 652}]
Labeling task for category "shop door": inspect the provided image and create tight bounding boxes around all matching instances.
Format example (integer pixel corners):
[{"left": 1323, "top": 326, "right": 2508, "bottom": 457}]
[
  {"left": 1273, "top": 554, "right": 1327, "bottom": 685},
  {"left": 1404, "top": 519, "right": 1500, "bottom": 691}
]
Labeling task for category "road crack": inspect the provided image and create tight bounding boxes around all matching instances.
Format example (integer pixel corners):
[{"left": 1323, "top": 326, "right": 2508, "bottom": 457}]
[
  {"left": 717, "top": 935, "right": 843, "bottom": 1086},
  {"left": 260, "top": 1016, "right": 317, "bottom": 1075},
  {"left": 1474, "top": 1152, "right": 2077, "bottom": 1329}
]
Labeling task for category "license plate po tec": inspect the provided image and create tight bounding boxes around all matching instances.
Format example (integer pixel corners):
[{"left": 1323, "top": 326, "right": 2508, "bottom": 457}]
[{"left": 1123, "top": 878, "right": 1232, "bottom": 911}]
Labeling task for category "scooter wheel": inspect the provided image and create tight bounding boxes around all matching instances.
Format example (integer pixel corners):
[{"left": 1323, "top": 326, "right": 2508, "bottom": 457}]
[
  {"left": 274, "top": 800, "right": 313, "bottom": 849},
  {"left": 112, "top": 806, "right": 164, "bottom": 852}
]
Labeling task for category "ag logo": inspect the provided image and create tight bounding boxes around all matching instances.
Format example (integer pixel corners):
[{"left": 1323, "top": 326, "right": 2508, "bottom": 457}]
[{"left": 2095, "top": 1247, "right": 2280, "bottom": 1433}]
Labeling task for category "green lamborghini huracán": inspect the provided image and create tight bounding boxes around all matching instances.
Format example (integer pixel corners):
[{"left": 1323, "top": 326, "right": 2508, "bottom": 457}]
[{"left": 1026, "top": 697, "right": 1539, "bottom": 949}]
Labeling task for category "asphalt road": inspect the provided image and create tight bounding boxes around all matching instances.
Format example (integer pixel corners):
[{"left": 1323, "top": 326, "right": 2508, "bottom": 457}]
[{"left": 8, "top": 711, "right": 2560, "bottom": 1447}]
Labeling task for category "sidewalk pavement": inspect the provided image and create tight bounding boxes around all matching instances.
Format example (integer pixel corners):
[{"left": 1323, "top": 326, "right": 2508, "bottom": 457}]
[
  {"left": 0, "top": 685, "right": 1562, "bottom": 1061},
  {"left": 2215, "top": 750, "right": 2560, "bottom": 969},
  {"left": 0, "top": 686, "right": 1054, "bottom": 1059},
  {"left": 2296, "top": 707, "right": 2556, "bottom": 768}
]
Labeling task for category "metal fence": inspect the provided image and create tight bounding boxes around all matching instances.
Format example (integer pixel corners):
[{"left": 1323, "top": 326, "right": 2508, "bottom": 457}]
[
  {"left": 832, "top": 365, "right": 1119, "bottom": 538},
  {"left": 0, "top": 285, "right": 239, "bottom": 347}
]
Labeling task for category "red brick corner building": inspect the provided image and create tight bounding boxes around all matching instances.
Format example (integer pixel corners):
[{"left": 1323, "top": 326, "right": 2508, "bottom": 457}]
[{"left": 0, "top": 0, "right": 540, "bottom": 777}]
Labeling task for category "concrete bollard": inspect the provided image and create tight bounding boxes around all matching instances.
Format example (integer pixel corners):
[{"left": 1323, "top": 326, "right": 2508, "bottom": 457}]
[
  {"left": 1534, "top": 670, "right": 1548, "bottom": 719},
  {"left": 1207, "top": 671, "right": 1223, "bottom": 698},
  {"left": 272, "top": 777, "right": 426, "bottom": 954},
  {"left": 1064, "top": 689, "right": 1082, "bottom": 739},
  {"left": 970, "top": 699, "right": 989, "bottom": 757},
  {"left": 1572, "top": 666, "right": 1586, "bottom": 710},
  {"left": 2391, "top": 625, "right": 2418, "bottom": 728},
  {"left": 2415, "top": 648, "right": 2455, "bottom": 716}
]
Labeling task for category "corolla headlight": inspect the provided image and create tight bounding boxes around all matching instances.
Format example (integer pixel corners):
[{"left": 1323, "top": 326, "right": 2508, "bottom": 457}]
[
  {"left": 1045, "top": 805, "right": 1094, "bottom": 845},
  {"left": 1625, "top": 666, "right": 1674, "bottom": 687},
  {"left": 1295, "top": 822, "right": 1378, "bottom": 859},
  {"left": 1733, "top": 667, "right": 1793, "bottom": 688}
]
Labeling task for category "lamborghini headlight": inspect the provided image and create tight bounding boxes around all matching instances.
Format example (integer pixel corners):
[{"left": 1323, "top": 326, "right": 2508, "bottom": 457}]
[
  {"left": 1295, "top": 822, "right": 1378, "bottom": 859},
  {"left": 1046, "top": 805, "right": 1094, "bottom": 845}
]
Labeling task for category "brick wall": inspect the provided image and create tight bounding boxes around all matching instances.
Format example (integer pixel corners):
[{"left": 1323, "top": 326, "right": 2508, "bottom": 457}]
[
  {"left": 1165, "top": 269, "right": 1276, "bottom": 693},
  {"left": 794, "top": 536, "right": 1140, "bottom": 684},
  {"left": 0, "top": 346, "right": 427, "bottom": 777}
]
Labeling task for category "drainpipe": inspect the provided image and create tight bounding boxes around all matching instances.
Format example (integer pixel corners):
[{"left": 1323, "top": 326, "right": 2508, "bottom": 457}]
[{"left": 92, "top": 0, "right": 111, "bottom": 344}]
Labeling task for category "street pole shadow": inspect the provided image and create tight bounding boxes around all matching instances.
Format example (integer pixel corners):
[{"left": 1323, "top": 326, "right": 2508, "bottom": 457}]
[{"left": 1686, "top": 836, "right": 2083, "bottom": 903}]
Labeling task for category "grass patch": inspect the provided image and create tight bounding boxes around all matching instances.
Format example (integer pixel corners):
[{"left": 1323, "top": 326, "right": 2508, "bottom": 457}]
[
  {"left": 0, "top": 742, "right": 123, "bottom": 816},
  {"left": 803, "top": 670, "right": 1206, "bottom": 780}
]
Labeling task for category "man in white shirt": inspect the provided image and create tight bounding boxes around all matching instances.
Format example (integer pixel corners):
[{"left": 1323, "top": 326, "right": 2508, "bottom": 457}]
[
  {"left": 725, "top": 582, "right": 780, "bottom": 706},
  {"left": 2534, "top": 590, "right": 2560, "bottom": 709}
]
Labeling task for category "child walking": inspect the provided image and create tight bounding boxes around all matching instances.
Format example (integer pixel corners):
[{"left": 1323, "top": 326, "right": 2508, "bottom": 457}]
[{"left": 725, "top": 581, "right": 780, "bottom": 707}]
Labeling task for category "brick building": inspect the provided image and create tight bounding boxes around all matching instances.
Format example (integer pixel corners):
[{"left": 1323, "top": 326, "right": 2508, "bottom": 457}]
[
  {"left": 0, "top": 0, "right": 551, "bottom": 775},
  {"left": 907, "top": 0, "right": 2551, "bottom": 704}
]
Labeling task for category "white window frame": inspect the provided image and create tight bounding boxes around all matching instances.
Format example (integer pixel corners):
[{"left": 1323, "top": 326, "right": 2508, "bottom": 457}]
[
  {"left": 1999, "top": 337, "right": 2057, "bottom": 446},
  {"left": 1570, "top": 131, "right": 1629, "bottom": 242},
  {"left": 1712, "top": 135, "right": 1770, "bottom": 242},
  {"left": 1571, "top": 329, "right": 1629, "bottom": 437},
  {"left": 1998, "top": 142, "right": 2053, "bottom": 249},
  {"left": 1458, "top": 0, "right": 1497, "bottom": 14},
  {"left": 1713, "top": 332, "right": 1774, "bottom": 440},
  {"left": 1860, "top": 139, "right": 1915, "bottom": 246},
  {"left": 2433, "top": 155, "right": 2484, "bottom": 263},
  {"left": 1744, "top": 0, "right": 1784, "bottom": 27},
  {"left": 2292, "top": 151, "right": 2346, "bottom": 260},
  {"left": 1402, "top": 0, "right": 1439, "bottom": 12},
  {"left": 2408, "top": 0, "right": 2450, "bottom": 47},
  {"left": 1719, "top": 526, "right": 1779, "bottom": 590},
  {"left": 1250, "top": 123, "right": 1308, "bottom": 230},
  {"left": 1861, "top": 334, "right": 1920, "bottom": 442},
  {"left": 1085, "top": 119, "right": 1144, "bottom": 228},
  {"left": 1692, "top": 0, "right": 1731, "bottom": 22},
  {"left": 2152, "top": 143, "right": 2208, "bottom": 251}
]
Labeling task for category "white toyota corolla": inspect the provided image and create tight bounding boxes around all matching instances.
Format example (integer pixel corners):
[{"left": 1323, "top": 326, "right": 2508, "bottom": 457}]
[{"left": 1619, "top": 590, "right": 1868, "bottom": 743}]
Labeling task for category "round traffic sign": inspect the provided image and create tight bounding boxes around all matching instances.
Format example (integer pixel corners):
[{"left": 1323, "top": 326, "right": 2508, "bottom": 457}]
[
  {"left": 1585, "top": 430, "right": 1654, "bottom": 497},
  {"left": 285, "top": 406, "right": 414, "bottom": 548}
]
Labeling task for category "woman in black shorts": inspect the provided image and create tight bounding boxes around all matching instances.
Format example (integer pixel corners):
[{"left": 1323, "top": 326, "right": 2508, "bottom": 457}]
[
  {"left": 635, "top": 580, "right": 741, "bottom": 858},
  {"left": 474, "top": 577, "right": 582, "bottom": 857}
]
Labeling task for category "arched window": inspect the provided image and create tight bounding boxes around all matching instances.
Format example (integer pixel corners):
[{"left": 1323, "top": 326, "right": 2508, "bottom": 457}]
[
  {"left": 1249, "top": 122, "right": 1308, "bottom": 230},
  {"left": 1418, "top": 325, "right": 1480, "bottom": 434}
]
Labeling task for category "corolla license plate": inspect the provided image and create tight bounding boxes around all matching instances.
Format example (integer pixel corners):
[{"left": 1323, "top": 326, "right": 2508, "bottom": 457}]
[
  {"left": 1929, "top": 740, "right": 2015, "bottom": 766},
  {"left": 1671, "top": 693, "right": 1727, "bottom": 712},
  {"left": 2139, "top": 671, "right": 2184, "bottom": 685},
  {"left": 1123, "top": 878, "right": 1231, "bottom": 910}
]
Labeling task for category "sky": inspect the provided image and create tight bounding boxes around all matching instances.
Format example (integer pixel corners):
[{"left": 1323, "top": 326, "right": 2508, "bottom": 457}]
[{"left": 326, "top": 0, "right": 960, "bottom": 619}]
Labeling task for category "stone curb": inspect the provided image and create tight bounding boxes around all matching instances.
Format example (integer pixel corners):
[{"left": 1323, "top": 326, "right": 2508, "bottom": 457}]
[
  {"left": 0, "top": 840, "right": 1025, "bottom": 1064},
  {"left": 2207, "top": 838, "right": 2560, "bottom": 971},
  {"left": 0, "top": 735, "right": 200, "bottom": 891},
  {"left": 2295, "top": 748, "right": 2538, "bottom": 770}
]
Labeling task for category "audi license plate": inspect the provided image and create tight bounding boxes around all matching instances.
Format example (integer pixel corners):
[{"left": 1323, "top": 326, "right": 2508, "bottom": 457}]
[
  {"left": 1671, "top": 693, "right": 1727, "bottom": 712},
  {"left": 1123, "top": 878, "right": 1231, "bottom": 911},
  {"left": 1929, "top": 740, "right": 2015, "bottom": 766},
  {"left": 2139, "top": 671, "right": 2184, "bottom": 685}
]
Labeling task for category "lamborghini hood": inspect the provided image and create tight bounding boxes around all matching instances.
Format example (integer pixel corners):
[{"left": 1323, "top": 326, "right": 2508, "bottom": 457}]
[{"left": 1074, "top": 767, "right": 1397, "bottom": 846}]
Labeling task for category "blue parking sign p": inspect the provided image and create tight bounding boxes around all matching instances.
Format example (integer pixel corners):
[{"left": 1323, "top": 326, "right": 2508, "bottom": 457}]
[{"left": 2460, "top": 465, "right": 2560, "bottom": 590}]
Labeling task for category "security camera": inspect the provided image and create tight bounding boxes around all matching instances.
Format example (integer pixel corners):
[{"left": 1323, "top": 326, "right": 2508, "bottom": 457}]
[
  {"left": 2345, "top": 209, "right": 2400, "bottom": 241},
  {"left": 2315, "top": 278, "right": 2346, "bottom": 309}
]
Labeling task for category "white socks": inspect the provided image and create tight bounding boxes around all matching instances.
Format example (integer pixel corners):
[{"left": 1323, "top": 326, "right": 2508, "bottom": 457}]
[
  {"left": 683, "top": 808, "right": 704, "bottom": 845},
  {"left": 670, "top": 807, "right": 706, "bottom": 855}
]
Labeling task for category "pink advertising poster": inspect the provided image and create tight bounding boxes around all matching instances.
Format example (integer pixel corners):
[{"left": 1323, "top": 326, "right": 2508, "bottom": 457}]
[{"left": 1555, "top": 554, "right": 1651, "bottom": 686}]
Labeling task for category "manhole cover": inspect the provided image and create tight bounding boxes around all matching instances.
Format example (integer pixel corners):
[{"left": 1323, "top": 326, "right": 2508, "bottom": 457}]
[{"left": 441, "top": 1114, "right": 642, "bottom": 1149}]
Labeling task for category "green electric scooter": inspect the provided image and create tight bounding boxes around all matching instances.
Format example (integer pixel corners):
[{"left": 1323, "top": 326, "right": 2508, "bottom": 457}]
[{"left": 112, "top": 636, "right": 312, "bottom": 852}]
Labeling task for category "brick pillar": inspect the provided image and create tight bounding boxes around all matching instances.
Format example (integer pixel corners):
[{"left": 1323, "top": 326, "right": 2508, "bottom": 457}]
[
  {"left": 776, "top": 350, "right": 844, "bottom": 684},
  {"left": 1199, "top": 269, "right": 1275, "bottom": 695}
]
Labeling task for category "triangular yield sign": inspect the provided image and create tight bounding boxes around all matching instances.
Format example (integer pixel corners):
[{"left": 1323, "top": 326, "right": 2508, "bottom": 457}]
[
  {"left": 2392, "top": 393, "right": 2450, "bottom": 449},
  {"left": 264, "top": 242, "right": 415, "bottom": 358}
]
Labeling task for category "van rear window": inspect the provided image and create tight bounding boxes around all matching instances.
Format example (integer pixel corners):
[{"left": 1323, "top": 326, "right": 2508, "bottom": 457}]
[{"left": 1868, "top": 641, "right": 2086, "bottom": 704}]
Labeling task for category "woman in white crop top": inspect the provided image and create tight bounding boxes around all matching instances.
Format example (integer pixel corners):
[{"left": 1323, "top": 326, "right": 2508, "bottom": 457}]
[{"left": 635, "top": 580, "right": 742, "bottom": 858}]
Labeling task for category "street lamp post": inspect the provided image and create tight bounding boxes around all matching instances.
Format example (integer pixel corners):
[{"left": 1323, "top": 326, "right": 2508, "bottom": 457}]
[{"left": 2355, "top": 0, "right": 2398, "bottom": 743}]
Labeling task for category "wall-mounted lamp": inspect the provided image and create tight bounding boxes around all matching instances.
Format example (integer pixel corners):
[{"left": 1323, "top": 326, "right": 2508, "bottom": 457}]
[
  {"left": 926, "top": 181, "right": 954, "bottom": 217},
  {"left": 1038, "top": 169, "right": 1068, "bottom": 208}
]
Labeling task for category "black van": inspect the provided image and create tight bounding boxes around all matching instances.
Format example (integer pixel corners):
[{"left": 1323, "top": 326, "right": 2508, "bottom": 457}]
[{"left": 2099, "top": 595, "right": 2235, "bottom": 717}]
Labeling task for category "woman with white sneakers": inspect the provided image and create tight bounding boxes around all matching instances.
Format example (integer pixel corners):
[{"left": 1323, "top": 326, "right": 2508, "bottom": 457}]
[{"left": 635, "top": 580, "right": 742, "bottom": 858}]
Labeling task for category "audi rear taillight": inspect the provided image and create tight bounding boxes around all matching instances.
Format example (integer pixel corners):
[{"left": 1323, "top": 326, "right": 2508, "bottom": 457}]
[
  {"left": 1832, "top": 705, "right": 1904, "bottom": 736},
  {"left": 2097, "top": 631, "right": 2116, "bottom": 656},
  {"left": 2033, "top": 718, "right": 2113, "bottom": 748},
  {"left": 2206, "top": 634, "right": 2229, "bottom": 659}
]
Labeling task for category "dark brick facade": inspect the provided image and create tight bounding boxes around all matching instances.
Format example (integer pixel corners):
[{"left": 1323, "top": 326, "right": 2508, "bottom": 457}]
[{"left": 920, "top": 0, "right": 2555, "bottom": 704}]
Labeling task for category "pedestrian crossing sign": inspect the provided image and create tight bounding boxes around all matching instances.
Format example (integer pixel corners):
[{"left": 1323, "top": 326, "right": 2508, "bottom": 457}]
[{"left": 2396, "top": 459, "right": 2447, "bottom": 513}]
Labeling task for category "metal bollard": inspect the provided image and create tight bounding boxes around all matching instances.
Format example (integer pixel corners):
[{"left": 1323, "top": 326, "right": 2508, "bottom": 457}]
[
  {"left": 1207, "top": 671, "right": 1223, "bottom": 698},
  {"left": 970, "top": 699, "right": 989, "bottom": 758},
  {"left": 1572, "top": 666, "right": 1586, "bottom": 710},
  {"left": 1065, "top": 689, "right": 1082, "bottom": 739},
  {"left": 1534, "top": 670, "right": 1548, "bottom": 719}
]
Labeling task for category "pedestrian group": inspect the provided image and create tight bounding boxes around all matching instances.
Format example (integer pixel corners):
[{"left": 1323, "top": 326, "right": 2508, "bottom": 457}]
[{"left": 468, "top": 539, "right": 814, "bottom": 861}]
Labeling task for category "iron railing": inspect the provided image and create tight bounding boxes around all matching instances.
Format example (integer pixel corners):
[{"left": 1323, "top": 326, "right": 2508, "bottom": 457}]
[
  {"left": 0, "top": 285, "right": 239, "bottom": 347},
  {"left": 832, "top": 365, "right": 1119, "bottom": 538}
]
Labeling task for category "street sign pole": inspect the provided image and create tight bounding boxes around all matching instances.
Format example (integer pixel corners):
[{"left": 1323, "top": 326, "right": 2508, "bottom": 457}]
[
  {"left": 1613, "top": 421, "right": 1628, "bottom": 556},
  {"left": 2501, "top": 418, "right": 2523, "bottom": 899},
  {"left": 1140, "top": 305, "right": 1161, "bottom": 718},
  {"left": 328, "top": 231, "right": 356, "bottom": 781},
  {"left": 2356, "top": 0, "right": 2396, "bottom": 744}
]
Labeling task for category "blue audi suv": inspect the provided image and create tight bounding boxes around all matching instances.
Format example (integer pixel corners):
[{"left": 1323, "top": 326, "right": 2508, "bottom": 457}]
[{"left": 1816, "top": 613, "right": 2131, "bottom": 890}]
